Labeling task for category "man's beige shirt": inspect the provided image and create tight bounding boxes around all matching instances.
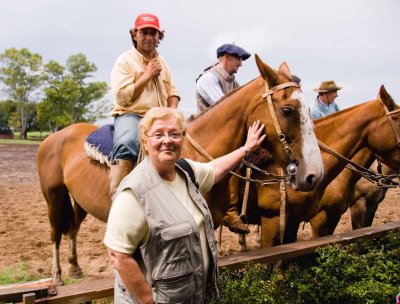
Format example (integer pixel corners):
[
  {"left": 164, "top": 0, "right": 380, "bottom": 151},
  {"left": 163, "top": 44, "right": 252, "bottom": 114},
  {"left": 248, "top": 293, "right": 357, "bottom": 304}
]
[{"left": 110, "top": 47, "right": 180, "bottom": 117}]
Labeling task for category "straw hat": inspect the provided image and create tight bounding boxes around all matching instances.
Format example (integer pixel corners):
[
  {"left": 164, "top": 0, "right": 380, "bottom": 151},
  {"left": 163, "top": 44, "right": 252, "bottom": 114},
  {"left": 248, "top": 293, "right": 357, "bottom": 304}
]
[{"left": 314, "top": 80, "right": 343, "bottom": 93}]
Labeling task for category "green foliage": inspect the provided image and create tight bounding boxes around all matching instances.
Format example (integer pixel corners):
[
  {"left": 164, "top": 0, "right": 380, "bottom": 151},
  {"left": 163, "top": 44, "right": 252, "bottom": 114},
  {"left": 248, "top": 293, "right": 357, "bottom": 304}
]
[
  {"left": 0, "top": 48, "right": 109, "bottom": 134},
  {"left": 0, "top": 263, "right": 41, "bottom": 284},
  {"left": 37, "top": 53, "right": 109, "bottom": 131},
  {"left": 0, "top": 48, "right": 43, "bottom": 138},
  {"left": 0, "top": 100, "right": 15, "bottom": 133},
  {"left": 211, "top": 231, "right": 400, "bottom": 304},
  {"left": 93, "top": 298, "right": 114, "bottom": 304}
]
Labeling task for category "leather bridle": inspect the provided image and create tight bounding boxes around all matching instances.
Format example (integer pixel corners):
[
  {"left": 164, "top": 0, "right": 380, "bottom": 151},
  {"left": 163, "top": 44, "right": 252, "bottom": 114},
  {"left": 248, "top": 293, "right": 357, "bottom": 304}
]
[{"left": 261, "top": 80, "right": 301, "bottom": 175}]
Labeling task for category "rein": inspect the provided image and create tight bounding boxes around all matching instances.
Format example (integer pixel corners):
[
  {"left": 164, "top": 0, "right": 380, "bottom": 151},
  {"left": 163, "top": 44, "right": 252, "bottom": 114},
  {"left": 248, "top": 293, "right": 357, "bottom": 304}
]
[{"left": 318, "top": 141, "right": 399, "bottom": 187}]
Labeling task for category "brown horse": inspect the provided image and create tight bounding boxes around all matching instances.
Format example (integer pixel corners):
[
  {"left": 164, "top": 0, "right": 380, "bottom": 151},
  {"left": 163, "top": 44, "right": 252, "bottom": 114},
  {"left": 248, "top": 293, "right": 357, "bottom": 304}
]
[
  {"left": 350, "top": 161, "right": 396, "bottom": 229},
  {"left": 37, "top": 55, "right": 324, "bottom": 285},
  {"left": 308, "top": 148, "right": 376, "bottom": 237},
  {"left": 249, "top": 85, "right": 400, "bottom": 248},
  {"left": 307, "top": 149, "right": 397, "bottom": 237}
]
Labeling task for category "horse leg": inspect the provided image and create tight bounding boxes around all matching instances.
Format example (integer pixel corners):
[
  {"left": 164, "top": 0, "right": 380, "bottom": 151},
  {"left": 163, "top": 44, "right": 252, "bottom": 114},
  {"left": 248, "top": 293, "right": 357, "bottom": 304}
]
[
  {"left": 253, "top": 225, "right": 261, "bottom": 244},
  {"left": 260, "top": 216, "right": 280, "bottom": 248},
  {"left": 282, "top": 218, "right": 300, "bottom": 244},
  {"left": 68, "top": 200, "right": 87, "bottom": 279},
  {"left": 238, "top": 234, "right": 247, "bottom": 252},
  {"left": 350, "top": 199, "right": 367, "bottom": 230},
  {"left": 52, "top": 240, "right": 63, "bottom": 286},
  {"left": 364, "top": 203, "right": 379, "bottom": 227},
  {"left": 310, "top": 210, "right": 329, "bottom": 238},
  {"left": 45, "top": 186, "right": 74, "bottom": 286},
  {"left": 364, "top": 188, "right": 388, "bottom": 227},
  {"left": 325, "top": 212, "right": 342, "bottom": 235}
]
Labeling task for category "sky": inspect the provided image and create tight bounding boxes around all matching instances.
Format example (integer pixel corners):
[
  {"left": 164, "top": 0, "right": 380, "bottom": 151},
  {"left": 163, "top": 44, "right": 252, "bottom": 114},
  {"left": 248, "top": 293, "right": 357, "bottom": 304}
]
[{"left": 1, "top": 0, "right": 399, "bottom": 122}]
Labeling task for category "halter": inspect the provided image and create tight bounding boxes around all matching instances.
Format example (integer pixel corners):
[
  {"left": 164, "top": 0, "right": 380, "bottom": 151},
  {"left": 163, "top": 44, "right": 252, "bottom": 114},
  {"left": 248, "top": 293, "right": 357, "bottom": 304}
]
[
  {"left": 379, "top": 97, "right": 400, "bottom": 147},
  {"left": 261, "top": 81, "right": 300, "bottom": 175}
]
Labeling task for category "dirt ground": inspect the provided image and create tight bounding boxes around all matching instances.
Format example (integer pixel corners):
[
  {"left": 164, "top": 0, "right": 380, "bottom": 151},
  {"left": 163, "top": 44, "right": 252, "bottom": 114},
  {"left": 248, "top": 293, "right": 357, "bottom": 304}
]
[{"left": 0, "top": 144, "right": 399, "bottom": 283}]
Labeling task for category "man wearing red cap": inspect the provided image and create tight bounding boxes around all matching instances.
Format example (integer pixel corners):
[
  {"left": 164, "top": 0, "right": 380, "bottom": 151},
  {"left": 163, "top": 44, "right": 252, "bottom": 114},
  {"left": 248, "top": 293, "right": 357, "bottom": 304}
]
[{"left": 109, "top": 13, "right": 180, "bottom": 199}]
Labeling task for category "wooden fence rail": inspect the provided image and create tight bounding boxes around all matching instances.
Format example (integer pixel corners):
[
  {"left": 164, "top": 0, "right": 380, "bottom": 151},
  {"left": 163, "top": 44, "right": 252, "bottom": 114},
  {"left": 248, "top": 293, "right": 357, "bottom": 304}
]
[{"left": 1, "top": 221, "right": 399, "bottom": 303}]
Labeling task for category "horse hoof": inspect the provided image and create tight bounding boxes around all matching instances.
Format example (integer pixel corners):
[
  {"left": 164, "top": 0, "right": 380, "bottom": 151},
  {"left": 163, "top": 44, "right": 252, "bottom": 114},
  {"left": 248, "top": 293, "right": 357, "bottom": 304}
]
[
  {"left": 240, "top": 245, "right": 248, "bottom": 252},
  {"left": 69, "top": 266, "right": 84, "bottom": 279},
  {"left": 53, "top": 276, "right": 64, "bottom": 286}
]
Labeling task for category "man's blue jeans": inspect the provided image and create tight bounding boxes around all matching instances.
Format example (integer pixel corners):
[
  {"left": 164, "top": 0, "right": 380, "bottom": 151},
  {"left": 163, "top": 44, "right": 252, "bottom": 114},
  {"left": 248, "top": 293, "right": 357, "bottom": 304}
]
[{"left": 110, "top": 114, "right": 141, "bottom": 162}]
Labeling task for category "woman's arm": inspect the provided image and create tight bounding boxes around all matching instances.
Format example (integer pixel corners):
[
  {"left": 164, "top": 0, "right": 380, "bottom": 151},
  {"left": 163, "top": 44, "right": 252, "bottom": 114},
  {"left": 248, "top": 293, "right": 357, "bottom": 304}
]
[
  {"left": 209, "top": 120, "right": 266, "bottom": 184},
  {"left": 108, "top": 249, "right": 155, "bottom": 304}
]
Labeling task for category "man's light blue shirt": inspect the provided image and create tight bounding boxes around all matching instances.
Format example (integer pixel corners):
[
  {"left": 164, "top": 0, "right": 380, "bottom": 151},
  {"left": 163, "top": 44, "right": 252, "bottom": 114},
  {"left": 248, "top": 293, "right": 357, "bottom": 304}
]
[{"left": 310, "top": 96, "right": 340, "bottom": 120}]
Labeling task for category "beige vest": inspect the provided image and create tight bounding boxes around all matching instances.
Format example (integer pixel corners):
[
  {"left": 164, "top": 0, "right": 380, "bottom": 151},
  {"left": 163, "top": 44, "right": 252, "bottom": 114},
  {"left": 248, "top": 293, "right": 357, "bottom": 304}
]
[
  {"left": 196, "top": 65, "right": 239, "bottom": 113},
  {"left": 115, "top": 158, "right": 219, "bottom": 303}
]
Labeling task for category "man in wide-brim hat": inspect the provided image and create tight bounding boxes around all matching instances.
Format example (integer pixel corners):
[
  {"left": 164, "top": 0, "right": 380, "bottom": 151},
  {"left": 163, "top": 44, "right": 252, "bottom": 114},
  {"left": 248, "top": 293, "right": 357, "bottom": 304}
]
[{"left": 310, "top": 80, "right": 343, "bottom": 120}]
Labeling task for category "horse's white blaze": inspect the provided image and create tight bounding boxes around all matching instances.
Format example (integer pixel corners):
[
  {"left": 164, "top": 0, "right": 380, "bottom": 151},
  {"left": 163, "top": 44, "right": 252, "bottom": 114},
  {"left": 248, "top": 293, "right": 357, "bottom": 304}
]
[{"left": 292, "top": 91, "right": 324, "bottom": 178}]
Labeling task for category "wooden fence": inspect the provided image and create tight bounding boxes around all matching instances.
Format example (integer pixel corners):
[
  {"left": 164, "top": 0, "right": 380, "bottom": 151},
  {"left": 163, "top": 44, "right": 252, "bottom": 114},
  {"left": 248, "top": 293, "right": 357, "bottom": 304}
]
[{"left": 1, "top": 220, "right": 399, "bottom": 304}]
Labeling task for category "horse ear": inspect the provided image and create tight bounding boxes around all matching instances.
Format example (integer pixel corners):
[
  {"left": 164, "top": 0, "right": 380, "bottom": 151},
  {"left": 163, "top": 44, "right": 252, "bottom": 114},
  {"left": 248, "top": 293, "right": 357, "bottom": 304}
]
[
  {"left": 378, "top": 85, "right": 396, "bottom": 111},
  {"left": 278, "top": 62, "right": 292, "bottom": 79},
  {"left": 255, "top": 54, "right": 278, "bottom": 87}
]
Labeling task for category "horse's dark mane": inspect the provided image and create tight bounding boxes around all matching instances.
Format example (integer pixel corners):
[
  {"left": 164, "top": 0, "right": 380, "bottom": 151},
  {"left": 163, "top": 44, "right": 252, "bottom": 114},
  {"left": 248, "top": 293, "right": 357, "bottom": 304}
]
[{"left": 187, "top": 77, "right": 259, "bottom": 122}]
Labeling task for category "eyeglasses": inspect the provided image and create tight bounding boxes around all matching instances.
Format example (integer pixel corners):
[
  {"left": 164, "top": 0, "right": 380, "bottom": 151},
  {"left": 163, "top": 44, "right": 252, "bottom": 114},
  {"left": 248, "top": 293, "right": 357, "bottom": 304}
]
[{"left": 147, "top": 131, "right": 184, "bottom": 141}]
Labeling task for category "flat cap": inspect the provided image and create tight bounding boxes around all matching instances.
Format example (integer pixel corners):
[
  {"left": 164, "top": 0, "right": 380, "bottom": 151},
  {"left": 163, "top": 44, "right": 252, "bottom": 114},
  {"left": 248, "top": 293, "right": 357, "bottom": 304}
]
[{"left": 216, "top": 44, "right": 251, "bottom": 60}]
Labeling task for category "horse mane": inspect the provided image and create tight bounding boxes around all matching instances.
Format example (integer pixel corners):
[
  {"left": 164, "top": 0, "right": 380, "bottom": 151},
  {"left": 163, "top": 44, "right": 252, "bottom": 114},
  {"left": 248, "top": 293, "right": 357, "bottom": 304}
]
[
  {"left": 315, "top": 99, "right": 377, "bottom": 123},
  {"left": 187, "top": 77, "right": 259, "bottom": 122}
]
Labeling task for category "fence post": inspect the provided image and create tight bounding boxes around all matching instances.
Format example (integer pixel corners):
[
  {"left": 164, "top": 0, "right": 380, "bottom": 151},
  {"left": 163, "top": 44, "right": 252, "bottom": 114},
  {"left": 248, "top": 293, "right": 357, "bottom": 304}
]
[{"left": 22, "top": 292, "right": 35, "bottom": 304}]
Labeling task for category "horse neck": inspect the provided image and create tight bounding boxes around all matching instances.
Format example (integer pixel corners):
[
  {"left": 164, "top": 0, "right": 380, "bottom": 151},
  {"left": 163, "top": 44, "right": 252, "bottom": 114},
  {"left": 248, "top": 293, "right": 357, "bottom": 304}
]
[
  {"left": 315, "top": 100, "right": 383, "bottom": 183},
  {"left": 183, "top": 84, "right": 255, "bottom": 161}
]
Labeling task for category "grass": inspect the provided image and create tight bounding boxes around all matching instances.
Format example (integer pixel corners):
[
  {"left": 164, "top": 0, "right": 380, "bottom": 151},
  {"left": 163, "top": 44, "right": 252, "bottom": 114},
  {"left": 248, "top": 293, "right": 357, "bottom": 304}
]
[
  {"left": 0, "top": 138, "right": 42, "bottom": 145},
  {"left": 0, "top": 265, "right": 114, "bottom": 303},
  {"left": 0, "top": 263, "right": 42, "bottom": 285},
  {"left": 0, "top": 131, "right": 50, "bottom": 145}
]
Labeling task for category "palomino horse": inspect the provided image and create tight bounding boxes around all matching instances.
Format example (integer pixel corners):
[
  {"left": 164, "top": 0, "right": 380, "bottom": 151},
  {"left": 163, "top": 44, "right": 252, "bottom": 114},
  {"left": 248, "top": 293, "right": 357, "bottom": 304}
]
[
  {"left": 37, "top": 54, "right": 324, "bottom": 285},
  {"left": 246, "top": 86, "right": 400, "bottom": 248}
]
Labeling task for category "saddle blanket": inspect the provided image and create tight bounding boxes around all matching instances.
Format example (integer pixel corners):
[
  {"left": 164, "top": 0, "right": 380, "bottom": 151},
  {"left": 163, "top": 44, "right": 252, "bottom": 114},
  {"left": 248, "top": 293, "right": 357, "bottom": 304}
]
[{"left": 84, "top": 124, "right": 114, "bottom": 167}]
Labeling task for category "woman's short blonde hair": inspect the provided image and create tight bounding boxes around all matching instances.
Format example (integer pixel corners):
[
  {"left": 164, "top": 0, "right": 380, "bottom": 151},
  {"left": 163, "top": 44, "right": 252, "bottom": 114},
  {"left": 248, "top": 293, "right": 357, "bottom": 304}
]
[{"left": 139, "top": 107, "right": 186, "bottom": 154}]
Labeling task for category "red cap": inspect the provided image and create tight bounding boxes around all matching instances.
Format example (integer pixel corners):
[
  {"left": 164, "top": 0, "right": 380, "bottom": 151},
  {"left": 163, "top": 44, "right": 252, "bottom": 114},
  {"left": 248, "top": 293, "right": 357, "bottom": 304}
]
[{"left": 134, "top": 13, "right": 161, "bottom": 31}]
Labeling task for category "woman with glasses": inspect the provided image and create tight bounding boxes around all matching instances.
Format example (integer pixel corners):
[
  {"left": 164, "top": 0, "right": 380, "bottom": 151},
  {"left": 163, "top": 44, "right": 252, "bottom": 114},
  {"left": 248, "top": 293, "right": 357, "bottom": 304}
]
[{"left": 104, "top": 107, "right": 265, "bottom": 304}]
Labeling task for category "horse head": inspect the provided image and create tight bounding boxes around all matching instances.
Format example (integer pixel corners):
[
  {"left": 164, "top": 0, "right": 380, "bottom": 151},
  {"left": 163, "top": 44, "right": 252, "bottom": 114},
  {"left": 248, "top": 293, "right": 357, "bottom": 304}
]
[
  {"left": 247, "top": 55, "right": 324, "bottom": 191},
  {"left": 367, "top": 85, "right": 400, "bottom": 170}
]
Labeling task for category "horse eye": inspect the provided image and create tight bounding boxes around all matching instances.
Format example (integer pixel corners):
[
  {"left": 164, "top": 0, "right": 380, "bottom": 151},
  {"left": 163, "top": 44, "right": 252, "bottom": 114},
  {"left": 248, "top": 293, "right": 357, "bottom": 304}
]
[{"left": 281, "top": 107, "right": 293, "bottom": 117}]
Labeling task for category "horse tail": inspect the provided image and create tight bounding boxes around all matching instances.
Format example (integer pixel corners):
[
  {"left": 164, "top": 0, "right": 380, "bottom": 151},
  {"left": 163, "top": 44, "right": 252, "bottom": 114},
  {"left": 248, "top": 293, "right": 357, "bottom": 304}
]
[
  {"left": 59, "top": 186, "right": 76, "bottom": 236},
  {"left": 44, "top": 184, "right": 76, "bottom": 243}
]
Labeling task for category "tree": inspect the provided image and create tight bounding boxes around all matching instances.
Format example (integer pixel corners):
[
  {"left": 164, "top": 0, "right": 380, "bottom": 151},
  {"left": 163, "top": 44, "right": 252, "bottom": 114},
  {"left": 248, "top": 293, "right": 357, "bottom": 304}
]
[
  {"left": 0, "top": 100, "right": 15, "bottom": 136},
  {"left": 37, "top": 53, "right": 109, "bottom": 131},
  {"left": 0, "top": 100, "right": 15, "bottom": 127},
  {"left": 0, "top": 48, "right": 43, "bottom": 139}
]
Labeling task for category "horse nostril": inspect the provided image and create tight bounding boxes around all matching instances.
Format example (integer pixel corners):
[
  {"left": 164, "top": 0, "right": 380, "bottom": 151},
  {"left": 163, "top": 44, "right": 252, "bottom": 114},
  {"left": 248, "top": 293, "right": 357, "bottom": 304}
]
[{"left": 306, "top": 174, "right": 316, "bottom": 187}]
